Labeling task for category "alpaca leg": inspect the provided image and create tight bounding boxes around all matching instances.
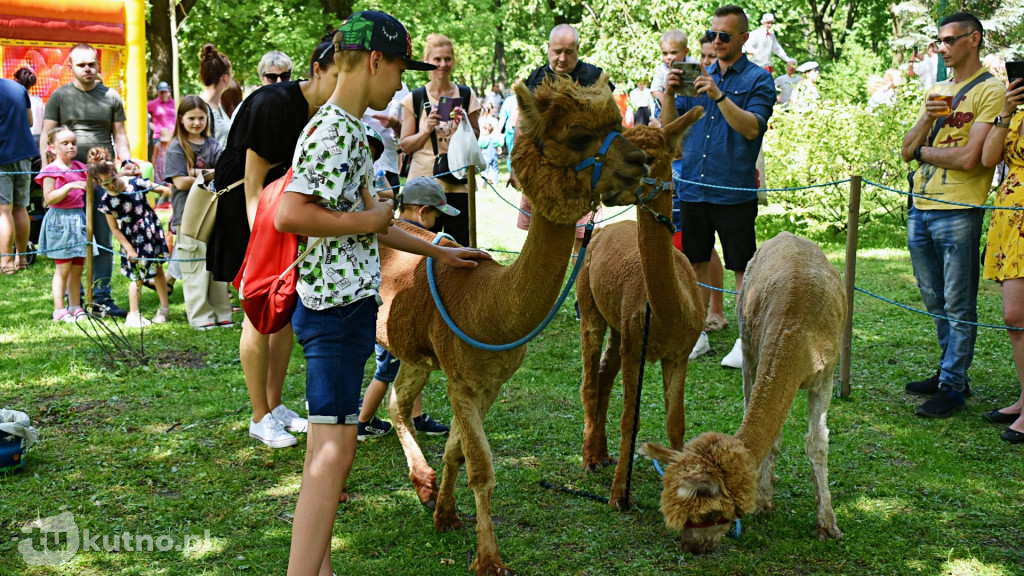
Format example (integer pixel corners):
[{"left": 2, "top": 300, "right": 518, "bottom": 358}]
[
  {"left": 447, "top": 379, "right": 511, "bottom": 576},
  {"left": 581, "top": 299, "right": 614, "bottom": 470},
  {"left": 389, "top": 365, "right": 438, "bottom": 507},
  {"left": 583, "top": 329, "right": 620, "bottom": 470},
  {"left": 610, "top": 334, "right": 640, "bottom": 510},
  {"left": 755, "top": 431, "right": 782, "bottom": 513},
  {"left": 434, "top": 417, "right": 466, "bottom": 532},
  {"left": 660, "top": 357, "right": 688, "bottom": 449},
  {"left": 806, "top": 372, "right": 843, "bottom": 540}
]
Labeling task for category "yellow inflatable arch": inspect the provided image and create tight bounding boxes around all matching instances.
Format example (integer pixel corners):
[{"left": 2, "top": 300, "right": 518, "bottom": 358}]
[{"left": 1, "top": 0, "right": 148, "bottom": 161}]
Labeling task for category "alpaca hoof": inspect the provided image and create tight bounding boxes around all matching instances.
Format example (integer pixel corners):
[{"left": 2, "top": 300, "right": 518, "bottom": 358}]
[
  {"left": 435, "top": 515, "right": 464, "bottom": 532},
  {"left": 610, "top": 494, "right": 634, "bottom": 512},
  {"left": 472, "top": 557, "right": 513, "bottom": 576},
  {"left": 582, "top": 455, "right": 617, "bottom": 471},
  {"left": 423, "top": 498, "right": 437, "bottom": 511}
]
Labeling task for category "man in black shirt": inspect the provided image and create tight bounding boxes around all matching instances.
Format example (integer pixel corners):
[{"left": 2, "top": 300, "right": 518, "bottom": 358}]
[{"left": 524, "top": 24, "right": 610, "bottom": 91}]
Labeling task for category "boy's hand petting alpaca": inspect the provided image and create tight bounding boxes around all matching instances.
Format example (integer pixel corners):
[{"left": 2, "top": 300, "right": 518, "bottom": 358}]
[{"left": 435, "top": 245, "right": 492, "bottom": 269}]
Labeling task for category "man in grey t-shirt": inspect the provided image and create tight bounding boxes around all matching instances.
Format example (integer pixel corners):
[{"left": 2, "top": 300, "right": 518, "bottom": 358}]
[
  {"left": 774, "top": 59, "right": 802, "bottom": 107},
  {"left": 40, "top": 43, "right": 139, "bottom": 317}
]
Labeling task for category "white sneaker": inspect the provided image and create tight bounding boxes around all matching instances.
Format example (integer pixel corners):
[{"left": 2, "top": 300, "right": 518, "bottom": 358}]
[
  {"left": 125, "top": 312, "right": 152, "bottom": 328},
  {"left": 152, "top": 307, "right": 169, "bottom": 324},
  {"left": 248, "top": 413, "right": 297, "bottom": 448},
  {"left": 688, "top": 332, "right": 711, "bottom": 360},
  {"left": 721, "top": 338, "right": 744, "bottom": 369},
  {"left": 272, "top": 403, "right": 308, "bottom": 433}
]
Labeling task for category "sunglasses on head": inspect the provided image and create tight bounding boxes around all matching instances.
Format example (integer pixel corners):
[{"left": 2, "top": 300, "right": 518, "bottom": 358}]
[
  {"left": 262, "top": 71, "right": 292, "bottom": 83},
  {"left": 705, "top": 30, "right": 732, "bottom": 43}
]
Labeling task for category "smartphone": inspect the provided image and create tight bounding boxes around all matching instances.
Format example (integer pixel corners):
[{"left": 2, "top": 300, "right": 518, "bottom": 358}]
[
  {"left": 671, "top": 61, "right": 701, "bottom": 97},
  {"left": 437, "top": 96, "right": 463, "bottom": 121},
  {"left": 1007, "top": 61, "right": 1024, "bottom": 86}
]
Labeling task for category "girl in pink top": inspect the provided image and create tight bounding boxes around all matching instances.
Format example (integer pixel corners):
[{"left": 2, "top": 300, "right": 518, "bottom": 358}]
[{"left": 35, "top": 126, "right": 88, "bottom": 322}]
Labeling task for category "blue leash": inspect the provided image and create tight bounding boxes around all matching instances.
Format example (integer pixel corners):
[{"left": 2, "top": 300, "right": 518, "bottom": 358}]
[{"left": 426, "top": 221, "right": 594, "bottom": 351}]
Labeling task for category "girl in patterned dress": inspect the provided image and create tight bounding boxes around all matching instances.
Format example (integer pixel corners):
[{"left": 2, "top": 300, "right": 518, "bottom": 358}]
[
  {"left": 88, "top": 148, "right": 171, "bottom": 328},
  {"left": 981, "top": 77, "right": 1024, "bottom": 443}
]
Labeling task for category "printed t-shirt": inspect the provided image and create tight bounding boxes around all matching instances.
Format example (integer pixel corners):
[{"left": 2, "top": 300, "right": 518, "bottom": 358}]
[{"left": 286, "top": 104, "right": 381, "bottom": 310}]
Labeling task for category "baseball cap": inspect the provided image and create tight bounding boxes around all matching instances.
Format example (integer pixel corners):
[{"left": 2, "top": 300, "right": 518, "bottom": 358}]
[
  {"left": 399, "top": 177, "right": 460, "bottom": 216},
  {"left": 335, "top": 11, "right": 436, "bottom": 71},
  {"left": 157, "top": 81, "right": 170, "bottom": 92},
  {"left": 797, "top": 61, "right": 819, "bottom": 73},
  {"left": 762, "top": 13, "right": 776, "bottom": 23}
]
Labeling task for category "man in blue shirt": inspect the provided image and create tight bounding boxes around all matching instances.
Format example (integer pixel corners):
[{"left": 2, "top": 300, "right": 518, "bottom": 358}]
[
  {"left": 658, "top": 5, "right": 776, "bottom": 367},
  {"left": 0, "top": 77, "right": 37, "bottom": 274}
]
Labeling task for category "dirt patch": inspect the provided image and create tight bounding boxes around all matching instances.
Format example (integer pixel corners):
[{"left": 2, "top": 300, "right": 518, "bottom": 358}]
[{"left": 149, "top": 349, "right": 207, "bottom": 370}]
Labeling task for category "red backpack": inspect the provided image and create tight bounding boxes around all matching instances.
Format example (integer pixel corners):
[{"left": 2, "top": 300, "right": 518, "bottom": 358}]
[{"left": 233, "top": 168, "right": 322, "bottom": 335}]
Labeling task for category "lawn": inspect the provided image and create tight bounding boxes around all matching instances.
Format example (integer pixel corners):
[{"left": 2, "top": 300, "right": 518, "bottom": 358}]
[{"left": 2, "top": 174, "right": 1023, "bottom": 575}]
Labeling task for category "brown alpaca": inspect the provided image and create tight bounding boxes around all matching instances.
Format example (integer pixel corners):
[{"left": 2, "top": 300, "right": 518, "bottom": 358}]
[
  {"left": 640, "top": 232, "right": 846, "bottom": 553},
  {"left": 377, "top": 75, "right": 648, "bottom": 576},
  {"left": 576, "top": 110, "right": 706, "bottom": 510}
]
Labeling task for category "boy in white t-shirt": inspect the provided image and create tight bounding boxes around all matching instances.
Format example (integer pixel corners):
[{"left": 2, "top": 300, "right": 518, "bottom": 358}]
[{"left": 274, "top": 11, "right": 490, "bottom": 575}]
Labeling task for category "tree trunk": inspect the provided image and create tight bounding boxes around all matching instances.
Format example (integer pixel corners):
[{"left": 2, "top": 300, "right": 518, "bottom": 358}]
[{"left": 145, "top": 0, "right": 198, "bottom": 96}]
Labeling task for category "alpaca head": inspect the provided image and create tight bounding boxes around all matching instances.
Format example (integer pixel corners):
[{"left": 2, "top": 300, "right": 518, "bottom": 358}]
[
  {"left": 621, "top": 107, "right": 704, "bottom": 195},
  {"left": 511, "top": 74, "right": 648, "bottom": 225},
  {"left": 639, "top": 432, "right": 757, "bottom": 554}
]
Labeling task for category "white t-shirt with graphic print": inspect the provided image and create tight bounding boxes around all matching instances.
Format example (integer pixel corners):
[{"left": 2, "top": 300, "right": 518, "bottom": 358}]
[{"left": 286, "top": 104, "right": 382, "bottom": 310}]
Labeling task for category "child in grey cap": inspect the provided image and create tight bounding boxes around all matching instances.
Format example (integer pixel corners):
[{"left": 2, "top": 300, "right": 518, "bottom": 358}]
[{"left": 398, "top": 176, "right": 461, "bottom": 219}]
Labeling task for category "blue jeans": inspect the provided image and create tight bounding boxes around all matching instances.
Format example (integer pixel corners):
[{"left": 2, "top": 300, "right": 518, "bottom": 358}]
[
  {"left": 91, "top": 184, "right": 113, "bottom": 303},
  {"left": 907, "top": 206, "right": 984, "bottom": 392},
  {"left": 373, "top": 343, "right": 400, "bottom": 383},
  {"left": 292, "top": 297, "right": 377, "bottom": 425}
]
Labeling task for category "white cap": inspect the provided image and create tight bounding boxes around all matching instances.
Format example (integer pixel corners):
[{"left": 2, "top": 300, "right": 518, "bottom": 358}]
[
  {"left": 761, "top": 13, "right": 775, "bottom": 23},
  {"left": 796, "top": 61, "right": 819, "bottom": 73}
]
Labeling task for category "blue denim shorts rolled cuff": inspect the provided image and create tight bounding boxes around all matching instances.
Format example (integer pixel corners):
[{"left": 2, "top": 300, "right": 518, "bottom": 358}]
[
  {"left": 907, "top": 205, "right": 984, "bottom": 391},
  {"left": 373, "top": 343, "right": 401, "bottom": 383},
  {"left": 292, "top": 296, "right": 378, "bottom": 425}
]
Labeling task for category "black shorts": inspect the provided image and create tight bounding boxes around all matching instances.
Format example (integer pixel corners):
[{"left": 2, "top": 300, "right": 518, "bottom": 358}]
[{"left": 679, "top": 199, "right": 758, "bottom": 272}]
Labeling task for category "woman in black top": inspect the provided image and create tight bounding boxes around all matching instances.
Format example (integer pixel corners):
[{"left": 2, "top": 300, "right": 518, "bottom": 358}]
[{"left": 208, "top": 36, "right": 341, "bottom": 448}]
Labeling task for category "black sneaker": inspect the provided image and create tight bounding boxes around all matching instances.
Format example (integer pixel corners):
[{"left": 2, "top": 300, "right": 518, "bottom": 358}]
[
  {"left": 414, "top": 413, "right": 450, "bottom": 436},
  {"left": 905, "top": 371, "right": 971, "bottom": 397},
  {"left": 94, "top": 299, "right": 128, "bottom": 318},
  {"left": 915, "top": 387, "right": 966, "bottom": 418},
  {"left": 357, "top": 416, "right": 392, "bottom": 441}
]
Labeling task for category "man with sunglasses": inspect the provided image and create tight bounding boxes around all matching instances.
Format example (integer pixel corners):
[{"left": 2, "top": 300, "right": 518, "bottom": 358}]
[
  {"left": 900, "top": 12, "right": 1005, "bottom": 418},
  {"left": 658, "top": 5, "right": 776, "bottom": 368}
]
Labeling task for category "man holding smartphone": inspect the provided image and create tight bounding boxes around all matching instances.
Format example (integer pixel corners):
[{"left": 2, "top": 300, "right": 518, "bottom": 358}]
[{"left": 659, "top": 5, "right": 775, "bottom": 368}]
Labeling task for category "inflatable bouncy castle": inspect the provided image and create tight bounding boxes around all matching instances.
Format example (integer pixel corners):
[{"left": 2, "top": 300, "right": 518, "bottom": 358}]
[{"left": 0, "top": 0, "right": 148, "bottom": 161}]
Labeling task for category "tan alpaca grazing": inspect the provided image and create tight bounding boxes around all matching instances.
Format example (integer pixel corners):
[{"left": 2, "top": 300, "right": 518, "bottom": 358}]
[
  {"left": 640, "top": 232, "right": 846, "bottom": 553},
  {"left": 377, "top": 75, "right": 648, "bottom": 576},
  {"left": 576, "top": 110, "right": 706, "bottom": 510}
]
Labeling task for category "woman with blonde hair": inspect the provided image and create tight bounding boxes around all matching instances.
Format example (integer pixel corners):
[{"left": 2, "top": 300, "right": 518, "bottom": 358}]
[{"left": 399, "top": 33, "right": 481, "bottom": 246}]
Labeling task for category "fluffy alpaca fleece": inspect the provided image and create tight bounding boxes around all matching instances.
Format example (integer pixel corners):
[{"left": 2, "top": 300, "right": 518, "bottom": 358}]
[
  {"left": 641, "top": 232, "right": 846, "bottom": 553},
  {"left": 576, "top": 110, "right": 705, "bottom": 509},
  {"left": 377, "top": 74, "right": 648, "bottom": 576}
]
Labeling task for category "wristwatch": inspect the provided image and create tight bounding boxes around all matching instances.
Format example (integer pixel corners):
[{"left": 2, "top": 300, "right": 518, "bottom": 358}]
[
  {"left": 994, "top": 115, "right": 1010, "bottom": 129},
  {"left": 714, "top": 93, "right": 727, "bottom": 103},
  {"left": 914, "top": 145, "right": 924, "bottom": 162}
]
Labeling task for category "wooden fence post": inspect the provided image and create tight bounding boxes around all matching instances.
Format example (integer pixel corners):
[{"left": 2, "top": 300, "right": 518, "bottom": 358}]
[
  {"left": 468, "top": 164, "right": 477, "bottom": 248},
  {"left": 840, "top": 175, "right": 862, "bottom": 398}
]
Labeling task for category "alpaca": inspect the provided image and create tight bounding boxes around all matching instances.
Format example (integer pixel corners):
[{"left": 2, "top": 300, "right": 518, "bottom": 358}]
[
  {"left": 640, "top": 232, "right": 846, "bottom": 553},
  {"left": 377, "top": 75, "right": 649, "bottom": 576},
  {"left": 576, "top": 109, "right": 706, "bottom": 510}
]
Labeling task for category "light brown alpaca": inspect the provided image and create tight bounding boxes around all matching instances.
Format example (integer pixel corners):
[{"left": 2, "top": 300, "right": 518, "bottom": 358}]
[
  {"left": 377, "top": 75, "right": 648, "bottom": 576},
  {"left": 576, "top": 109, "right": 706, "bottom": 510},
  {"left": 640, "top": 232, "right": 846, "bottom": 553}
]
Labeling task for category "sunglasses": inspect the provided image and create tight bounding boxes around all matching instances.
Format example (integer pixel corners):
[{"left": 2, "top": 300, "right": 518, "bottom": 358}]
[
  {"left": 99, "top": 176, "right": 118, "bottom": 189},
  {"left": 935, "top": 31, "right": 973, "bottom": 47},
  {"left": 704, "top": 30, "right": 733, "bottom": 43},
  {"left": 262, "top": 71, "right": 292, "bottom": 83}
]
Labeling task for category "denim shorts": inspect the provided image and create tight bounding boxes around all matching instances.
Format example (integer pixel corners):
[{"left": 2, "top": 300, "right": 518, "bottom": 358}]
[
  {"left": 292, "top": 296, "right": 378, "bottom": 425},
  {"left": 373, "top": 343, "right": 401, "bottom": 383}
]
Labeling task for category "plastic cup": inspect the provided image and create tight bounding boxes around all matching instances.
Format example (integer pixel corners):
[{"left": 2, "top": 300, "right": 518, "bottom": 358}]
[{"left": 928, "top": 85, "right": 955, "bottom": 115}]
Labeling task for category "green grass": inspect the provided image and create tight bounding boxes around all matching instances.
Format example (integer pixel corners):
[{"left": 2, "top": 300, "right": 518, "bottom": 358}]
[{"left": 2, "top": 173, "right": 1024, "bottom": 575}]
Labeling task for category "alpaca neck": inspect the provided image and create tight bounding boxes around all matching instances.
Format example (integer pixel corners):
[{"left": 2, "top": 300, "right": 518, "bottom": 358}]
[
  {"left": 638, "top": 190, "right": 690, "bottom": 320},
  {"left": 734, "top": 382, "right": 802, "bottom": 465},
  {"left": 497, "top": 209, "right": 578, "bottom": 338}
]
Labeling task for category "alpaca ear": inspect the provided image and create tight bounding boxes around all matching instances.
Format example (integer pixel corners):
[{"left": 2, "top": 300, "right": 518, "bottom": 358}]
[
  {"left": 514, "top": 80, "right": 545, "bottom": 141},
  {"left": 663, "top": 106, "right": 705, "bottom": 152},
  {"left": 638, "top": 442, "right": 681, "bottom": 463},
  {"left": 676, "top": 472, "right": 720, "bottom": 500}
]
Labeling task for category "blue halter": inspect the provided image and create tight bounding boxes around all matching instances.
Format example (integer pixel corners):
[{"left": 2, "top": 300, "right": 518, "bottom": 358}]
[{"left": 573, "top": 131, "right": 623, "bottom": 191}]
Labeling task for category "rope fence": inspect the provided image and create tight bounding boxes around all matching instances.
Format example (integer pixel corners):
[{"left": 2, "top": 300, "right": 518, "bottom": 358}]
[{"left": 6, "top": 162, "right": 1021, "bottom": 397}]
